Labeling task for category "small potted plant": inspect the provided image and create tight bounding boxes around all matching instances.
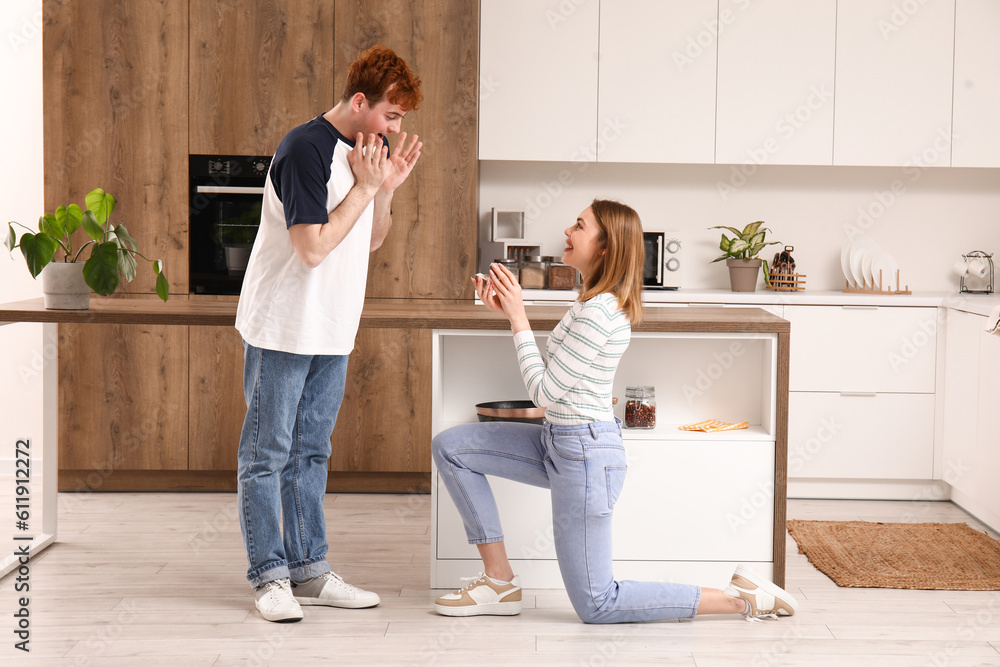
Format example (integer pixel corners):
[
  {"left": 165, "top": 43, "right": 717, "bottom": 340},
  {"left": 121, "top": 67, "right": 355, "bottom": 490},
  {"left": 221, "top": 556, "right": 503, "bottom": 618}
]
[
  {"left": 214, "top": 203, "right": 261, "bottom": 275},
  {"left": 709, "top": 221, "right": 780, "bottom": 292},
  {"left": 5, "top": 188, "right": 168, "bottom": 309}
]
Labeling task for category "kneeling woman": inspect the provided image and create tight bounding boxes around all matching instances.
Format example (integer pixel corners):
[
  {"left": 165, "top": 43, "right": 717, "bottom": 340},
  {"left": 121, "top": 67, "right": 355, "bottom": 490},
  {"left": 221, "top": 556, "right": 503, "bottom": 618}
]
[{"left": 432, "top": 199, "right": 798, "bottom": 623}]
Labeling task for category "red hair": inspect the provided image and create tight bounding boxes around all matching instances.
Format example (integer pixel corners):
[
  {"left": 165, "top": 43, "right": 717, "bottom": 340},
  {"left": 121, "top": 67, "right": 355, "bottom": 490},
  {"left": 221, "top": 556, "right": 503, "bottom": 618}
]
[{"left": 341, "top": 44, "right": 423, "bottom": 111}]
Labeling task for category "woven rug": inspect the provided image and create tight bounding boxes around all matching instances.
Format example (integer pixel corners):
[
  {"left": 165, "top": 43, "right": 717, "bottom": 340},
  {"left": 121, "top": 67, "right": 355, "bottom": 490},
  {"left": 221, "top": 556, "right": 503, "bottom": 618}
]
[{"left": 786, "top": 520, "right": 1000, "bottom": 590}]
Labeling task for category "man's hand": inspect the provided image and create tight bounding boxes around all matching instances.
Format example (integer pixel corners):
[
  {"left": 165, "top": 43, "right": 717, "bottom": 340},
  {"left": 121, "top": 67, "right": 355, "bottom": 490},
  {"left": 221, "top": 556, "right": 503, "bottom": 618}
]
[
  {"left": 381, "top": 132, "right": 422, "bottom": 194},
  {"left": 347, "top": 132, "right": 390, "bottom": 194}
]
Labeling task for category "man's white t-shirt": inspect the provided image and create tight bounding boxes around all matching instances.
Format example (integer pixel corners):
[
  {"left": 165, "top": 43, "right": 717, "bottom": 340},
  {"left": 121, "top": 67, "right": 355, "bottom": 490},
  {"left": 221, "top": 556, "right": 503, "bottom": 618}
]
[{"left": 235, "top": 115, "right": 377, "bottom": 356}]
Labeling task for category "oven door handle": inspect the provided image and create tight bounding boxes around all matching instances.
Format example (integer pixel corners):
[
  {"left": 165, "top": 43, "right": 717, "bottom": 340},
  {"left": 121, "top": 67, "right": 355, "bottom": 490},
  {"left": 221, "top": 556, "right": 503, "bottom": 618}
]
[{"left": 195, "top": 185, "right": 265, "bottom": 194}]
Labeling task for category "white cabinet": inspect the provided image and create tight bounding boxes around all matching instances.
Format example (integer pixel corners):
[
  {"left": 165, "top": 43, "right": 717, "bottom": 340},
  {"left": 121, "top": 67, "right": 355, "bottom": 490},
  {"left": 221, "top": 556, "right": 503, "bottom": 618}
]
[
  {"left": 436, "top": 439, "right": 775, "bottom": 562},
  {"left": 943, "top": 309, "right": 981, "bottom": 496},
  {"left": 784, "top": 305, "right": 937, "bottom": 393},
  {"left": 974, "top": 329, "right": 1000, "bottom": 519},
  {"left": 833, "top": 0, "right": 956, "bottom": 166},
  {"left": 431, "top": 329, "right": 780, "bottom": 589},
  {"left": 952, "top": 0, "right": 1000, "bottom": 167},
  {"left": 784, "top": 305, "right": 938, "bottom": 483},
  {"left": 597, "top": 0, "right": 717, "bottom": 164},
  {"left": 943, "top": 309, "right": 1000, "bottom": 533},
  {"left": 478, "top": 0, "right": 598, "bottom": 161},
  {"left": 715, "top": 0, "right": 836, "bottom": 165},
  {"left": 788, "top": 392, "right": 934, "bottom": 479}
]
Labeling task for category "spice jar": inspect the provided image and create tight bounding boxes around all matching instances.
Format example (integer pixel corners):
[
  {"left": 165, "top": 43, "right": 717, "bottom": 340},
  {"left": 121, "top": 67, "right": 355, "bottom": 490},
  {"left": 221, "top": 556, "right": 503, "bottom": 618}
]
[
  {"left": 624, "top": 386, "right": 656, "bottom": 429},
  {"left": 494, "top": 257, "right": 519, "bottom": 281},
  {"left": 547, "top": 260, "right": 577, "bottom": 290},
  {"left": 519, "top": 256, "right": 548, "bottom": 289}
]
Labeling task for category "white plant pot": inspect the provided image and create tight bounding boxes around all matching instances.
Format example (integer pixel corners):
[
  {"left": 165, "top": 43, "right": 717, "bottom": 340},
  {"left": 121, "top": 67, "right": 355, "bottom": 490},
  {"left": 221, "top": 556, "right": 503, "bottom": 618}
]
[
  {"left": 40, "top": 261, "right": 90, "bottom": 310},
  {"left": 224, "top": 246, "right": 252, "bottom": 275}
]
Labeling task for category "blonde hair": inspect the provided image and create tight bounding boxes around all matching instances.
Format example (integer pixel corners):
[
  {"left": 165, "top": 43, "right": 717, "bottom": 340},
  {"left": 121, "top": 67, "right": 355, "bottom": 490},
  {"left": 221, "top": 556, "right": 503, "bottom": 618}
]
[{"left": 578, "top": 199, "right": 645, "bottom": 325}]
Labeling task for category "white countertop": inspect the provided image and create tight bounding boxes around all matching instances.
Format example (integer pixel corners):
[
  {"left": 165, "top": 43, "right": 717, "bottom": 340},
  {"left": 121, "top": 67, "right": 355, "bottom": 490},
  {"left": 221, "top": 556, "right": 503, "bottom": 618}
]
[{"left": 521, "top": 288, "right": 1000, "bottom": 316}]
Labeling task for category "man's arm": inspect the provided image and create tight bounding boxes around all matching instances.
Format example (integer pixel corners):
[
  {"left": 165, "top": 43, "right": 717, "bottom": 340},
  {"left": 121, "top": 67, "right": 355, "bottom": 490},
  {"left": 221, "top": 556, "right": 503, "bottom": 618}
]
[
  {"left": 370, "top": 190, "right": 392, "bottom": 252},
  {"left": 288, "top": 133, "right": 388, "bottom": 268}
]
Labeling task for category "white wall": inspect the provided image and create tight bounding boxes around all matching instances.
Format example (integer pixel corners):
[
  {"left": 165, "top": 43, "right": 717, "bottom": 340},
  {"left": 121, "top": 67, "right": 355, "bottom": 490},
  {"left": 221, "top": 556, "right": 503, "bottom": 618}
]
[
  {"left": 0, "top": 1, "right": 45, "bottom": 485},
  {"left": 480, "top": 161, "right": 1000, "bottom": 292}
]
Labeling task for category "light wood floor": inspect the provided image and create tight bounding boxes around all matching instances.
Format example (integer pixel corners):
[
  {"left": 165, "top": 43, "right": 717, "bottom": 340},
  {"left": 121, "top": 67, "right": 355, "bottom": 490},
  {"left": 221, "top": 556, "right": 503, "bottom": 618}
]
[{"left": 3, "top": 493, "right": 1000, "bottom": 666}]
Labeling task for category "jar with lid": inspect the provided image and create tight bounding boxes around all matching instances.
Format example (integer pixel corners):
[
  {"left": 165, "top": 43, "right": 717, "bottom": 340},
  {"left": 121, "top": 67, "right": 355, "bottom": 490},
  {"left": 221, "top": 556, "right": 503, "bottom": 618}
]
[
  {"left": 624, "top": 386, "right": 656, "bottom": 429},
  {"left": 518, "top": 256, "right": 548, "bottom": 289},
  {"left": 547, "top": 260, "right": 577, "bottom": 290},
  {"left": 493, "top": 257, "right": 519, "bottom": 281}
]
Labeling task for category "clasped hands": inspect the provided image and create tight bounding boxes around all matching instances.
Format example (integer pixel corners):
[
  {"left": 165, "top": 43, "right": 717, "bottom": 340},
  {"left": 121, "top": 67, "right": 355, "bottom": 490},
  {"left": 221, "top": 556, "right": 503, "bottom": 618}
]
[
  {"left": 347, "top": 132, "right": 422, "bottom": 195},
  {"left": 473, "top": 262, "right": 530, "bottom": 333}
]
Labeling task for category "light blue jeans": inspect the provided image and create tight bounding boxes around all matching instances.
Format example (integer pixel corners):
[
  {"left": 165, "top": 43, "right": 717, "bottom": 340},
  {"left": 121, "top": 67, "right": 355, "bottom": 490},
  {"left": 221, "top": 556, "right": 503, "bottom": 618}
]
[
  {"left": 237, "top": 341, "right": 348, "bottom": 588},
  {"left": 433, "top": 419, "right": 701, "bottom": 623}
]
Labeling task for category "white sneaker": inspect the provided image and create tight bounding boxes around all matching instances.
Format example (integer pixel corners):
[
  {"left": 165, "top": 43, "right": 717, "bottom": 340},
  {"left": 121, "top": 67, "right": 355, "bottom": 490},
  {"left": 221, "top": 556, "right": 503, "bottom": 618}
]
[
  {"left": 434, "top": 573, "right": 522, "bottom": 617},
  {"left": 255, "top": 578, "right": 303, "bottom": 622},
  {"left": 725, "top": 565, "right": 799, "bottom": 622},
  {"left": 291, "top": 571, "right": 380, "bottom": 609}
]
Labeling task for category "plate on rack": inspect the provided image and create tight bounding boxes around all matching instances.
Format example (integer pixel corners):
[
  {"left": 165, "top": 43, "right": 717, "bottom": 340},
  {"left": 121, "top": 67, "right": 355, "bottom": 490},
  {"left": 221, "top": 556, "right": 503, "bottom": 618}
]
[
  {"left": 861, "top": 249, "right": 876, "bottom": 289},
  {"left": 870, "top": 251, "right": 899, "bottom": 291},
  {"left": 848, "top": 237, "right": 881, "bottom": 290},
  {"left": 841, "top": 242, "right": 855, "bottom": 287}
]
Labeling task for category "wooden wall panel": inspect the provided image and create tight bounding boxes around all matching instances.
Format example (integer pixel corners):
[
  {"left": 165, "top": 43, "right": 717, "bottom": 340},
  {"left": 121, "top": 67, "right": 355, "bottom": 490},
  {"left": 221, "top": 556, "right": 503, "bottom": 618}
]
[
  {"left": 58, "top": 320, "right": 189, "bottom": 471},
  {"left": 187, "top": 323, "right": 433, "bottom": 475},
  {"left": 335, "top": 0, "right": 479, "bottom": 300},
  {"left": 43, "top": 0, "right": 189, "bottom": 295},
  {"left": 188, "top": 324, "right": 246, "bottom": 470},
  {"left": 189, "top": 0, "right": 336, "bottom": 155},
  {"left": 330, "top": 327, "right": 432, "bottom": 473}
]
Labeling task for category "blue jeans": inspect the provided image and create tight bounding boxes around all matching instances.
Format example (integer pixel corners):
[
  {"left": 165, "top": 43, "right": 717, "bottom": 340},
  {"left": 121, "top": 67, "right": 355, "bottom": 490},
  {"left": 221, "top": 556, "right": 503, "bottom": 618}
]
[
  {"left": 432, "top": 420, "right": 701, "bottom": 623},
  {"left": 237, "top": 341, "right": 349, "bottom": 588}
]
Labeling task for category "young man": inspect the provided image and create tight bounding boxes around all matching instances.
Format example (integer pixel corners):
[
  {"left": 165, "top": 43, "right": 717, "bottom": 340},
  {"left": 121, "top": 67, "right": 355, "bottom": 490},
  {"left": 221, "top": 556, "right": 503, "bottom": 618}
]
[{"left": 234, "top": 45, "right": 423, "bottom": 623}]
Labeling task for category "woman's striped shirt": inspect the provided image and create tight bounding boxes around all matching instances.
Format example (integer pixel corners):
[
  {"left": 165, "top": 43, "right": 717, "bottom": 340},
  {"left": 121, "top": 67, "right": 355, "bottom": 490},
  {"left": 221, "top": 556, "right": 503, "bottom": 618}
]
[{"left": 513, "top": 292, "right": 631, "bottom": 425}]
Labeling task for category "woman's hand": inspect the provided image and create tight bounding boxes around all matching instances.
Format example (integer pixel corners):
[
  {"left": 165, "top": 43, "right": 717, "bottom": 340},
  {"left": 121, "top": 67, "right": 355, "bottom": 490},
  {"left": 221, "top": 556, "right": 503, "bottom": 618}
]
[
  {"left": 488, "top": 262, "right": 530, "bottom": 333},
  {"left": 472, "top": 273, "right": 502, "bottom": 313}
]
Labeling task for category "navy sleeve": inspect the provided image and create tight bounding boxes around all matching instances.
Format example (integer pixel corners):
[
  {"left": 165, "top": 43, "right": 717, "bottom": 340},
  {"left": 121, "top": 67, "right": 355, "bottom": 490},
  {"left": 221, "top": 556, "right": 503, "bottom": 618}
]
[{"left": 271, "top": 132, "right": 332, "bottom": 228}]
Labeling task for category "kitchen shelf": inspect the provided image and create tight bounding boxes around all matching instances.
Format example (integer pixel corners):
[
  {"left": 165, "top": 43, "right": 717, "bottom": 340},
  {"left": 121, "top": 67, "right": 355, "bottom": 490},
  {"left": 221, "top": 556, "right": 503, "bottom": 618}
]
[{"left": 438, "top": 419, "right": 772, "bottom": 442}]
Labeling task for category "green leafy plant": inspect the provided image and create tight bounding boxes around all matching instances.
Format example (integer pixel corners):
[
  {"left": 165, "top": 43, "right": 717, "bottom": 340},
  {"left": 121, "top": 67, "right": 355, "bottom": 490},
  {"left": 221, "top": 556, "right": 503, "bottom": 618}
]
[
  {"left": 5, "top": 188, "right": 168, "bottom": 301},
  {"left": 709, "top": 220, "right": 781, "bottom": 287}
]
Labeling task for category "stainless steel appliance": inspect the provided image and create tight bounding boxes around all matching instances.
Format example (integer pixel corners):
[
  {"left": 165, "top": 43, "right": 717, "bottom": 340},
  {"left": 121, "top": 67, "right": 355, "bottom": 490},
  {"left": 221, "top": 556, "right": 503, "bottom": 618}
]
[
  {"left": 643, "top": 231, "right": 682, "bottom": 290},
  {"left": 189, "top": 154, "right": 271, "bottom": 295}
]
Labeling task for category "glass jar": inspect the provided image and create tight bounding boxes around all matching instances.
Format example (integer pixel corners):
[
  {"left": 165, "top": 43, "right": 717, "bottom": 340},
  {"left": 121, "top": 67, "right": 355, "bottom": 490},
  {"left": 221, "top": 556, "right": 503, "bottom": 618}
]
[
  {"left": 518, "top": 256, "right": 548, "bottom": 289},
  {"left": 624, "top": 386, "right": 656, "bottom": 429},
  {"left": 547, "top": 260, "right": 577, "bottom": 290},
  {"left": 494, "top": 257, "right": 519, "bottom": 281}
]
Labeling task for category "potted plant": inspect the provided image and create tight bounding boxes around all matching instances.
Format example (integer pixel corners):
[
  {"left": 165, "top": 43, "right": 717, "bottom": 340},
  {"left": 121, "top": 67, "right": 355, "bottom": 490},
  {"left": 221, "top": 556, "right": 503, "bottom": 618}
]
[
  {"left": 709, "top": 221, "right": 780, "bottom": 292},
  {"left": 214, "top": 202, "right": 261, "bottom": 275},
  {"left": 5, "top": 187, "right": 168, "bottom": 309}
]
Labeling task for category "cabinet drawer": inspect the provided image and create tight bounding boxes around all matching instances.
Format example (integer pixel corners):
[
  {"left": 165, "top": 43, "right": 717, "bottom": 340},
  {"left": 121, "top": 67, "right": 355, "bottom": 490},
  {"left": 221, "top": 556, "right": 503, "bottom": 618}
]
[
  {"left": 436, "top": 439, "right": 774, "bottom": 562},
  {"left": 788, "top": 392, "right": 934, "bottom": 479},
  {"left": 784, "top": 305, "right": 937, "bottom": 393}
]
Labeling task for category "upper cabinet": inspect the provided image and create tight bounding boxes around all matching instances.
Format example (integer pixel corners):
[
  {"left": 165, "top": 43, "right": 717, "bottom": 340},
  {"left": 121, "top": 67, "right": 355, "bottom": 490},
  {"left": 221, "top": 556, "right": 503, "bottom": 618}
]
[
  {"left": 952, "top": 0, "right": 1000, "bottom": 168},
  {"left": 715, "top": 0, "right": 836, "bottom": 165},
  {"left": 189, "top": 0, "right": 335, "bottom": 155},
  {"left": 481, "top": 0, "right": 986, "bottom": 168},
  {"left": 478, "top": 0, "right": 598, "bottom": 161},
  {"left": 597, "top": 0, "right": 716, "bottom": 164},
  {"left": 833, "top": 0, "right": 955, "bottom": 166},
  {"left": 44, "top": 0, "right": 189, "bottom": 294}
]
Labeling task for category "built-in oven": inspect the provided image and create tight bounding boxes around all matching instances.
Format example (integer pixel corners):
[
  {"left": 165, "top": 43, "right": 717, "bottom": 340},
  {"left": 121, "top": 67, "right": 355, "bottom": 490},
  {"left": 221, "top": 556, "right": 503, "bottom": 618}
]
[{"left": 189, "top": 154, "right": 271, "bottom": 295}]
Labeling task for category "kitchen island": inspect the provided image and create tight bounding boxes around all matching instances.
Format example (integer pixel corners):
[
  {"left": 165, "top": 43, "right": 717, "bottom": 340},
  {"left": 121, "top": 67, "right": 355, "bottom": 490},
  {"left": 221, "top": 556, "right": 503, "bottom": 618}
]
[{"left": 0, "top": 297, "right": 789, "bottom": 586}]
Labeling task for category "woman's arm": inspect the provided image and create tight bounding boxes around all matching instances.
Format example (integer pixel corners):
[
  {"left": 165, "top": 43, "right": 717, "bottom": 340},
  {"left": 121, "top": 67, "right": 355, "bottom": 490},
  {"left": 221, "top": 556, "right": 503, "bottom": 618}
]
[
  {"left": 478, "top": 264, "right": 627, "bottom": 407},
  {"left": 515, "top": 298, "right": 627, "bottom": 407}
]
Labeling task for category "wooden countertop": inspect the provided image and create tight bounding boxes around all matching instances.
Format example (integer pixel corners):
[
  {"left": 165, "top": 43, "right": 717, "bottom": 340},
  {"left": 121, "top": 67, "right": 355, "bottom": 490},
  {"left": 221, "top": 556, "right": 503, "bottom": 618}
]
[{"left": 0, "top": 296, "right": 789, "bottom": 333}]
